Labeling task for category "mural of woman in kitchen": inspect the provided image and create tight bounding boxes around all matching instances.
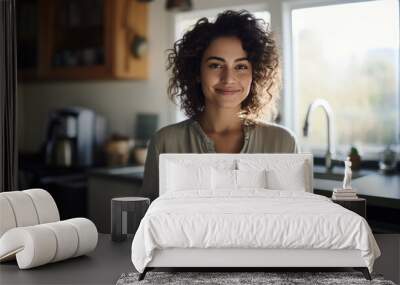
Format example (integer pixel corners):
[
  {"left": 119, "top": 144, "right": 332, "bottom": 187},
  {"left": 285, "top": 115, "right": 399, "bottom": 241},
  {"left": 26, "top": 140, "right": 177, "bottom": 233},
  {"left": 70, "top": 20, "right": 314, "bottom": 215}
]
[{"left": 142, "top": 10, "right": 298, "bottom": 200}]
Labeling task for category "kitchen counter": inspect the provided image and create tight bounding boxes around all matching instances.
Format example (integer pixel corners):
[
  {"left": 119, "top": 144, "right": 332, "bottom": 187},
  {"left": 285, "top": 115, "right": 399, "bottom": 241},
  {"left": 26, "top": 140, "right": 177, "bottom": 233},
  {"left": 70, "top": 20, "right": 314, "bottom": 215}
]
[
  {"left": 89, "top": 165, "right": 144, "bottom": 182},
  {"left": 314, "top": 172, "right": 400, "bottom": 209},
  {"left": 353, "top": 174, "right": 400, "bottom": 199}
]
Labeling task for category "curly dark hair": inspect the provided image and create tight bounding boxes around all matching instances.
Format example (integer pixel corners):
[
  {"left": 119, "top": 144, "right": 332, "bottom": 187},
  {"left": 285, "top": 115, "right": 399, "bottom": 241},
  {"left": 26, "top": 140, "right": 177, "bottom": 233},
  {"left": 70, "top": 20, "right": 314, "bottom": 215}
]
[{"left": 167, "top": 10, "right": 280, "bottom": 122}]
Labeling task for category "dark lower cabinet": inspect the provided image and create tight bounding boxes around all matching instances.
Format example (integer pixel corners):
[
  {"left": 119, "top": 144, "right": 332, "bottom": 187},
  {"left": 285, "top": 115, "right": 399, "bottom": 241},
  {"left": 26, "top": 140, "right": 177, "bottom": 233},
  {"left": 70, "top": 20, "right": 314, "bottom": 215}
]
[
  {"left": 331, "top": 198, "right": 366, "bottom": 219},
  {"left": 46, "top": 178, "right": 88, "bottom": 219},
  {"left": 88, "top": 173, "right": 143, "bottom": 234}
]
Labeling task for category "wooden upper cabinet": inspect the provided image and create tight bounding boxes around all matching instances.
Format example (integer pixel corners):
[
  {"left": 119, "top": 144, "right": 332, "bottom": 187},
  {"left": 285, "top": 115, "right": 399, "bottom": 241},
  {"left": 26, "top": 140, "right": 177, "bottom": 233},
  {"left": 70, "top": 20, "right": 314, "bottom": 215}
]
[{"left": 18, "top": 0, "right": 148, "bottom": 80}]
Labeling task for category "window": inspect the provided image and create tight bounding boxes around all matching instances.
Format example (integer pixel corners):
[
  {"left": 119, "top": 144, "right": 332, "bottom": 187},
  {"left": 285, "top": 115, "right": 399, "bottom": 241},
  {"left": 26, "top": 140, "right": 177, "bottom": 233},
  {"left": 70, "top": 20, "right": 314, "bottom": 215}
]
[
  {"left": 172, "top": 9, "right": 271, "bottom": 123},
  {"left": 289, "top": 0, "right": 399, "bottom": 157}
]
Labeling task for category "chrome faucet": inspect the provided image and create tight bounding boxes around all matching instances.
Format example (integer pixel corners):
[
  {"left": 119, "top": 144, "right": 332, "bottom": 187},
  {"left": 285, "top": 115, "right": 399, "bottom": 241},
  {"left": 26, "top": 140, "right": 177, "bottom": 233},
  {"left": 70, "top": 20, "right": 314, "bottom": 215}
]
[{"left": 303, "top": 99, "right": 336, "bottom": 170}]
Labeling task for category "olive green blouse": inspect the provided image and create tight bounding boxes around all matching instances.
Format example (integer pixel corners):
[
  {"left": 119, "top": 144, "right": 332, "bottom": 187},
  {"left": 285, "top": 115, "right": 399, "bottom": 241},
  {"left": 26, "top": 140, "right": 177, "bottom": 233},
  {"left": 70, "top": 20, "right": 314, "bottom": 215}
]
[{"left": 142, "top": 118, "right": 299, "bottom": 200}]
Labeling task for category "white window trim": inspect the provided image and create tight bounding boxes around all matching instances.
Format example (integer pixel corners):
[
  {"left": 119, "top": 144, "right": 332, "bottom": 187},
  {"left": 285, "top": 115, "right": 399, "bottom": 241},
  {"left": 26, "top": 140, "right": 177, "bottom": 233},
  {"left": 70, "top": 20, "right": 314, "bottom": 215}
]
[
  {"left": 282, "top": 0, "right": 380, "bottom": 129},
  {"left": 282, "top": 0, "right": 400, "bottom": 159}
]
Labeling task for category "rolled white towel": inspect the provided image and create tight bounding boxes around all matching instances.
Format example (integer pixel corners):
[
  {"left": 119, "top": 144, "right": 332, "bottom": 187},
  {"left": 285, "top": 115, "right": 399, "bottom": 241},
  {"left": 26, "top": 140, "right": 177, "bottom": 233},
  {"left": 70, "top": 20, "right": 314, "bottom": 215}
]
[
  {"left": 0, "top": 189, "right": 60, "bottom": 239},
  {"left": 24, "top": 189, "right": 60, "bottom": 224},
  {"left": 64, "top": 218, "right": 98, "bottom": 257},
  {"left": 0, "top": 218, "right": 98, "bottom": 269},
  {"left": 0, "top": 196, "right": 17, "bottom": 237},
  {"left": 42, "top": 221, "right": 79, "bottom": 263},
  {"left": 0, "top": 225, "right": 57, "bottom": 269},
  {"left": 0, "top": 191, "right": 39, "bottom": 227}
]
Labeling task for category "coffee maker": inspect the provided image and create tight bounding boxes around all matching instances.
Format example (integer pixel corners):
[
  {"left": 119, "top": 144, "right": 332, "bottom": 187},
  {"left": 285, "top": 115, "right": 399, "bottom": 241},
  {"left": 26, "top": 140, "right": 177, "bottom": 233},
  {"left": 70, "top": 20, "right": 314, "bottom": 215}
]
[{"left": 44, "top": 107, "right": 105, "bottom": 167}]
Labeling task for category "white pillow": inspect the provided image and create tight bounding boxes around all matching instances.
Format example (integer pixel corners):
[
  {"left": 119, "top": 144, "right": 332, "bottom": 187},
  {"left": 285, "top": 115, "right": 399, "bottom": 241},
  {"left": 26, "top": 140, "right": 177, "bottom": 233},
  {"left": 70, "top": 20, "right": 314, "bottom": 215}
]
[
  {"left": 212, "top": 168, "right": 268, "bottom": 190},
  {"left": 237, "top": 158, "right": 307, "bottom": 191},
  {"left": 266, "top": 163, "right": 306, "bottom": 191},
  {"left": 166, "top": 162, "right": 212, "bottom": 191},
  {"left": 212, "top": 168, "right": 237, "bottom": 190},
  {"left": 236, "top": 169, "right": 267, "bottom": 189}
]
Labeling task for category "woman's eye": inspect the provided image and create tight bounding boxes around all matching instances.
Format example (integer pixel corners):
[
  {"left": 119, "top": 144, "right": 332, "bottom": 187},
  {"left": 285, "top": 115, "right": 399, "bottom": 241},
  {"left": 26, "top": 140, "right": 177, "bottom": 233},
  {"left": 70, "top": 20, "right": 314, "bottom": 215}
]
[
  {"left": 208, "top": 63, "right": 222, "bottom": 69},
  {"left": 236, "top": 64, "right": 249, "bottom": 70}
]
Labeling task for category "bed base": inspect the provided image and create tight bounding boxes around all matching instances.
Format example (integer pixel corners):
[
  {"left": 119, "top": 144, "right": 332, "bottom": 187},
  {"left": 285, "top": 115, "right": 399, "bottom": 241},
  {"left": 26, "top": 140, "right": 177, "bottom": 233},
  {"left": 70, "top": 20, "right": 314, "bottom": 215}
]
[
  {"left": 138, "top": 248, "right": 372, "bottom": 281},
  {"left": 138, "top": 266, "right": 371, "bottom": 281}
]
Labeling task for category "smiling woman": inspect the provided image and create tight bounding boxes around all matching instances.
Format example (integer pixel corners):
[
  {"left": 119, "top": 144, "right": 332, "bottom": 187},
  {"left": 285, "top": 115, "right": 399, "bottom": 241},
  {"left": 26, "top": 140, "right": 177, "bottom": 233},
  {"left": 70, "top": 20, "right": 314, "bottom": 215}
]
[{"left": 142, "top": 10, "right": 299, "bottom": 200}]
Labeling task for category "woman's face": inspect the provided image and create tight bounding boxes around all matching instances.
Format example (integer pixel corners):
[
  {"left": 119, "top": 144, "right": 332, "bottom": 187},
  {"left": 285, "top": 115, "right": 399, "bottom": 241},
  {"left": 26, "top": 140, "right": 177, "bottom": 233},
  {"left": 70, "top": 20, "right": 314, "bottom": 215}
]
[{"left": 200, "top": 36, "right": 253, "bottom": 111}]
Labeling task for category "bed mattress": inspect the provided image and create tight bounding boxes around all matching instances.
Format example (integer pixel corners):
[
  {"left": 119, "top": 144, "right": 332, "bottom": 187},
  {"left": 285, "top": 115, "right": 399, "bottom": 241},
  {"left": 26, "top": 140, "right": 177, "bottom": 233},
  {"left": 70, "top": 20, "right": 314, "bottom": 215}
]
[{"left": 131, "top": 190, "right": 380, "bottom": 273}]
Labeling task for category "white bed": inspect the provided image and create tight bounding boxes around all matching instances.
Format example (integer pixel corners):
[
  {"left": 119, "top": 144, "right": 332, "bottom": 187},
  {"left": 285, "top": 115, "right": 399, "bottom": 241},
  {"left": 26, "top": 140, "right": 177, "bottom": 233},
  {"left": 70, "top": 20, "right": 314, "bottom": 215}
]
[{"left": 131, "top": 154, "right": 380, "bottom": 280}]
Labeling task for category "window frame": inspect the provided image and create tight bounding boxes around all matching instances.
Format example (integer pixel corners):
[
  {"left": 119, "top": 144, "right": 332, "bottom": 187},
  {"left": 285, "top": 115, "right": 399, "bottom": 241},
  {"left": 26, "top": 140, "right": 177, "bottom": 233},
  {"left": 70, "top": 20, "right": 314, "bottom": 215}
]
[{"left": 282, "top": 0, "right": 400, "bottom": 159}]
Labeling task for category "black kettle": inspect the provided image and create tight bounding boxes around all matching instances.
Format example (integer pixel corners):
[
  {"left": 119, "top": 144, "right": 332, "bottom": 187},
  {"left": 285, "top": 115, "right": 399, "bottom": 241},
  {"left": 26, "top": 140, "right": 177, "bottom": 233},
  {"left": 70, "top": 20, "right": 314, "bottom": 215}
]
[{"left": 46, "top": 137, "right": 75, "bottom": 167}]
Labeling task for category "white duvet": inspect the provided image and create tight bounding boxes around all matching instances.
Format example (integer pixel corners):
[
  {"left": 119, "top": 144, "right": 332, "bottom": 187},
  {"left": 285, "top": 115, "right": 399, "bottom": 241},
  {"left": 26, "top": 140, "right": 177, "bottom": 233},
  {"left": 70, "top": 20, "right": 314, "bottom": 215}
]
[{"left": 131, "top": 190, "right": 380, "bottom": 273}]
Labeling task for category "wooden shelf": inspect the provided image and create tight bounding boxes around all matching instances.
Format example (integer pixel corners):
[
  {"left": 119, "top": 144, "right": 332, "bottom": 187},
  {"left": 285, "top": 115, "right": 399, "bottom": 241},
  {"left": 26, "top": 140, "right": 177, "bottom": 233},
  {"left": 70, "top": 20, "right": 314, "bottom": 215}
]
[{"left": 18, "top": 0, "right": 148, "bottom": 81}]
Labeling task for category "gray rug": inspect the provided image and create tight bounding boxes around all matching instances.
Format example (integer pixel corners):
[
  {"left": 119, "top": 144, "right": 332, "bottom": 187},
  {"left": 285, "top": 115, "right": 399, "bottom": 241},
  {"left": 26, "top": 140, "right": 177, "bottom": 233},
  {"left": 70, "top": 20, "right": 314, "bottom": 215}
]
[{"left": 116, "top": 271, "right": 396, "bottom": 285}]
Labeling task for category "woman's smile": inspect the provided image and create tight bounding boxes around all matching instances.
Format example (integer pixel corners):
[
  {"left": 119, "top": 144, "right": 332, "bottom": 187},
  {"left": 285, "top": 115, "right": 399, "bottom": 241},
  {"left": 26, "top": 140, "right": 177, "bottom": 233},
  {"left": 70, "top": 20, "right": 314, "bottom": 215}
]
[{"left": 214, "top": 87, "right": 242, "bottom": 96}]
